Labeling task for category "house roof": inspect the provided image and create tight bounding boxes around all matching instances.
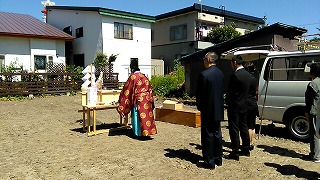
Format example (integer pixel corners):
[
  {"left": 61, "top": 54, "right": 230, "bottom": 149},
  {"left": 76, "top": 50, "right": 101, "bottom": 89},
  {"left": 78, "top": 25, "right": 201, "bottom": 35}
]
[
  {"left": 46, "top": 6, "right": 156, "bottom": 23},
  {"left": 156, "top": 3, "right": 265, "bottom": 24},
  {"left": 0, "top": 12, "right": 74, "bottom": 41},
  {"left": 180, "top": 23, "right": 308, "bottom": 61}
]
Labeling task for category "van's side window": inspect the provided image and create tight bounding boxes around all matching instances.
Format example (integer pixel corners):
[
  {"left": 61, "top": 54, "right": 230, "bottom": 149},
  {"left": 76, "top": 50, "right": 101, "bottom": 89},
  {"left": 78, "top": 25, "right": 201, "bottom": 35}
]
[{"left": 264, "top": 55, "right": 320, "bottom": 81}]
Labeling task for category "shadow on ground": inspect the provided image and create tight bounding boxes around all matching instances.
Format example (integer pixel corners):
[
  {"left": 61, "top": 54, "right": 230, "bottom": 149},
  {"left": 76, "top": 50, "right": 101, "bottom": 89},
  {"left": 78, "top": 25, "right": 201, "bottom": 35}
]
[
  {"left": 189, "top": 140, "right": 231, "bottom": 153},
  {"left": 255, "top": 123, "right": 308, "bottom": 143},
  {"left": 164, "top": 148, "right": 202, "bottom": 164},
  {"left": 71, "top": 122, "right": 124, "bottom": 133},
  {"left": 265, "top": 162, "right": 320, "bottom": 180},
  {"left": 257, "top": 144, "right": 306, "bottom": 160}
]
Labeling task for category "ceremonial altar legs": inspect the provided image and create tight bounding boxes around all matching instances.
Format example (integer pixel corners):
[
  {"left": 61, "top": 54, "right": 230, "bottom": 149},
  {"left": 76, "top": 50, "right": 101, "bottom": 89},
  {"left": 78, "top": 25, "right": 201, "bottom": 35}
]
[
  {"left": 81, "top": 104, "right": 130, "bottom": 136},
  {"left": 79, "top": 90, "right": 130, "bottom": 136}
]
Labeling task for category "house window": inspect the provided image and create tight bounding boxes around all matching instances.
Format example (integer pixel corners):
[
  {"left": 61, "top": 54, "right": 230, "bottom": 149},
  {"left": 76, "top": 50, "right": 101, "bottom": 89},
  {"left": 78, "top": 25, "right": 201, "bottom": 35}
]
[
  {"left": 114, "top": 22, "right": 133, "bottom": 40},
  {"left": 63, "top": 26, "right": 72, "bottom": 36},
  {"left": 34, "top": 55, "right": 47, "bottom": 70},
  {"left": 170, "top": 24, "right": 187, "bottom": 41},
  {"left": 0, "top": 55, "right": 4, "bottom": 73},
  {"left": 48, "top": 56, "right": 53, "bottom": 65},
  {"left": 76, "top": 27, "right": 83, "bottom": 38}
]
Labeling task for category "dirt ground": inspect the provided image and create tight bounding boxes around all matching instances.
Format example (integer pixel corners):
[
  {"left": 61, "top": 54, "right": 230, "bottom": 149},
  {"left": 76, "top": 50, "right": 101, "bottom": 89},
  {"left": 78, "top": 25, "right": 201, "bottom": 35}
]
[{"left": 0, "top": 93, "right": 319, "bottom": 180}]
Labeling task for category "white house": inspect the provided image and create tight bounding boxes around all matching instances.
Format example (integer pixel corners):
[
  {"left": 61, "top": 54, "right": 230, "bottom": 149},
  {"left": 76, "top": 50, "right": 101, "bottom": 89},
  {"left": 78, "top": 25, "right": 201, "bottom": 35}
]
[
  {"left": 0, "top": 12, "right": 74, "bottom": 73},
  {"left": 46, "top": 6, "right": 155, "bottom": 82}
]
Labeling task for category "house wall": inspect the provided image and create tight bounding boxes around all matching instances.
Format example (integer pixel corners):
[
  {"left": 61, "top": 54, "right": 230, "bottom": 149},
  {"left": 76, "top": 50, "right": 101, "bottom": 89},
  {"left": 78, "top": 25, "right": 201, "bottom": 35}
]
[
  {"left": 151, "top": 59, "right": 164, "bottom": 76},
  {"left": 152, "top": 11, "right": 263, "bottom": 75},
  {"left": 152, "top": 12, "right": 200, "bottom": 73},
  {"left": 101, "top": 16, "right": 153, "bottom": 82},
  {"left": 273, "top": 35, "right": 298, "bottom": 51},
  {"left": 47, "top": 9, "right": 154, "bottom": 82},
  {"left": 47, "top": 9, "right": 102, "bottom": 67},
  {"left": 198, "top": 12, "right": 224, "bottom": 24},
  {"left": 225, "top": 18, "right": 260, "bottom": 35},
  {"left": 152, "top": 12, "right": 198, "bottom": 46},
  {"left": 152, "top": 42, "right": 196, "bottom": 73},
  {"left": 0, "top": 37, "right": 64, "bottom": 72},
  {"left": 30, "top": 39, "right": 65, "bottom": 72}
]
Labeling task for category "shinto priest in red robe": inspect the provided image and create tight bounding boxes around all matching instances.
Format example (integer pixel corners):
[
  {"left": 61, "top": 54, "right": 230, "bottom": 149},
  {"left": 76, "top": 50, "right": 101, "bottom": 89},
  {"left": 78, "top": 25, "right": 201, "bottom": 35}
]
[{"left": 117, "top": 71, "right": 157, "bottom": 136}]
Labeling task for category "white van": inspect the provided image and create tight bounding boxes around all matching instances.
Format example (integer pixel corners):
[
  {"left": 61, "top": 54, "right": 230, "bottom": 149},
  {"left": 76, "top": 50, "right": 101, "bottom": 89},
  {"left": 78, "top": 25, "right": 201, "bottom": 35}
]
[{"left": 223, "top": 46, "right": 320, "bottom": 140}]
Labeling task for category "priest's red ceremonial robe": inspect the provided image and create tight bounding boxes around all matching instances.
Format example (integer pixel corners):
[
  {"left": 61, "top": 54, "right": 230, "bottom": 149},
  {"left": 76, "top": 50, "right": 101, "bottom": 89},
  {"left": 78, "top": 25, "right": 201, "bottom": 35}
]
[{"left": 117, "top": 72, "right": 157, "bottom": 136}]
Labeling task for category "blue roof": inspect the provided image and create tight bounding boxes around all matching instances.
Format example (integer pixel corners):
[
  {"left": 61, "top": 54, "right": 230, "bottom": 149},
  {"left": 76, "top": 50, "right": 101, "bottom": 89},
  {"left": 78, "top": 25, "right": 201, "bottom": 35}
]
[{"left": 156, "top": 3, "right": 265, "bottom": 24}]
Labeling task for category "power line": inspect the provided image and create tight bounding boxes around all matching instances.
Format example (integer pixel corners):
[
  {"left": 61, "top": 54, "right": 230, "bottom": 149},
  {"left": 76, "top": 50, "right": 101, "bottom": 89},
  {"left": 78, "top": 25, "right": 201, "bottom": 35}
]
[{"left": 297, "top": 22, "right": 320, "bottom": 26}]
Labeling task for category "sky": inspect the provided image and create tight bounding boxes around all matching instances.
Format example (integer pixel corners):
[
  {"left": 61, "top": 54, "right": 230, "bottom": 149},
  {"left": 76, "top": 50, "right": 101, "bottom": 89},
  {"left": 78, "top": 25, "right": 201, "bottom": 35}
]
[{"left": 0, "top": 0, "right": 319, "bottom": 38}]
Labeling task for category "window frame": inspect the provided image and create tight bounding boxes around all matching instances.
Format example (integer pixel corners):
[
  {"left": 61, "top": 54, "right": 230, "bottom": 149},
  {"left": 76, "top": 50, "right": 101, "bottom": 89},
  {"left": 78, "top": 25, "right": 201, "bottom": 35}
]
[
  {"left": 75, "top": 27, "right": 83, "bottom": 38},
  {"left": 264, "top": 55, "right": 320, "bottom": 81},
  {"left": 34, "top": 55, "right": 54, "bottom": 70},
  {"left": 170, "top": 24, "right": 187, "bottom": 41},
  {"left": 0, "top": 55, "right": 5, "bottom": 73},
  {"left": 114, "top": 22, "right": 133, "bottom": 40}
]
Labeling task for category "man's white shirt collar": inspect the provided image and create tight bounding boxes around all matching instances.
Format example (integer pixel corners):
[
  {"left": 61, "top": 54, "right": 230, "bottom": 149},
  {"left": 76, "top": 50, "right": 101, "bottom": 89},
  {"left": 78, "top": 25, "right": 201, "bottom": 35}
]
[{"left": 236, "top": 66, "right": 244, "bottom": 72}]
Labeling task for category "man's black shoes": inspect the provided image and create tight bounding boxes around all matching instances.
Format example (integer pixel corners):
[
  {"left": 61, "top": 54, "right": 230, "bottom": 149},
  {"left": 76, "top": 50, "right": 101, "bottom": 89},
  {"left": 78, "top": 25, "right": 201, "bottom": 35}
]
[
  {"left": 215, "top": 159, "right": 222, "bottom": 166},
  {"left": 196, "top": 161, "right": 215, "bottom": 170},
  {"left": 240, "top": 149, "right": 250, "bottom": 157},
  {"left": 226, "top": 152, "right": 240, "bottom": 161}
]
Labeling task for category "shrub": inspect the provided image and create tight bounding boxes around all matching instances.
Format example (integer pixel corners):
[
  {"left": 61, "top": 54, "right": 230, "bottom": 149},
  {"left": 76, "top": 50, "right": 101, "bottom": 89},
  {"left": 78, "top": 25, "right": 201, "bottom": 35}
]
[
  {"left": 207, "top": 22, "right": 241, "bottom": 44},
  {"left": 94, "top": 52, "right": 108, "bottom": 66},
  {"left": 94, "top": 52, "right": 118, "bottom": 66},
  {"left": 66, "top": 65, "right": 84, "bottom": 81},
  {"left": 0, "top": 59, "right": 23, "bottom": 82},
  {"left": 150, "top": 60, "right": 185, "bottom": 97}
]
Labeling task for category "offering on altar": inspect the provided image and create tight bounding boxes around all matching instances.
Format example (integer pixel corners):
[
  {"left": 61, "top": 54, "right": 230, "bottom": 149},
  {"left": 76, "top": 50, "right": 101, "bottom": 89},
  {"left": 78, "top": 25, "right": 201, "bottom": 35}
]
[{"left": 87, "top": 87, "right": 98, "bottom": 105}]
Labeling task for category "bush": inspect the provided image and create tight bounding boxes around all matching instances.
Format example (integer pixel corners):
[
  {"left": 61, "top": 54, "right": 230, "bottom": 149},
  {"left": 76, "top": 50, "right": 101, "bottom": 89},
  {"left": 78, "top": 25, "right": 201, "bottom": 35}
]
[
  {"left": 150, "top": 60, "right": 185, "bottom": 97},
  {"left": 207, "top": 22, "right": 241, "bottom": 44},
  {"left": 0, "top": 59, "right": 23, "bottom": 82},
  {"left": 66, "top": 65, "right": 84, "bottom": 81}
]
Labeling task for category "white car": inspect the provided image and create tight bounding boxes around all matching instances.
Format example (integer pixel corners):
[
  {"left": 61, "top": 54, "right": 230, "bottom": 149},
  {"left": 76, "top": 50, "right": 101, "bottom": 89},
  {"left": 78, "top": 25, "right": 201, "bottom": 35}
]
[{"left": 223, "top": 45, "right": 320, "bottom": 140}]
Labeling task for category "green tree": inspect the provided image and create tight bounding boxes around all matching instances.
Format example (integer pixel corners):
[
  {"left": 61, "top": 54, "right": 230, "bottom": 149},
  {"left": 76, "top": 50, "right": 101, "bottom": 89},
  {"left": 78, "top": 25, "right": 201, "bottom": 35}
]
[
  {"left": 207, "top": 22, "right": 241, "bottom": 44},
  {"left": 94, "top": 53, "right": 118, "bottom": 65},
  {"left": 94, "top": 52, "right": 108, "bottom": 66},
  {"left": 108, "top": 54, "right": 118, "bottom": 64}
]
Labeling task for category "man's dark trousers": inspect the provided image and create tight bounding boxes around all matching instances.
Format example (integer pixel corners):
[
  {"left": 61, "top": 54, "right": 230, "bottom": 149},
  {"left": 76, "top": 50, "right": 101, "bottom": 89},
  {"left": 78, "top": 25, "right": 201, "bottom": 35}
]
[
  {"left": 227, "top": 110, "right": 250, "bottom": 153},
  {"left": 201, "top": 114, "right": 222, "bottom": 166}
]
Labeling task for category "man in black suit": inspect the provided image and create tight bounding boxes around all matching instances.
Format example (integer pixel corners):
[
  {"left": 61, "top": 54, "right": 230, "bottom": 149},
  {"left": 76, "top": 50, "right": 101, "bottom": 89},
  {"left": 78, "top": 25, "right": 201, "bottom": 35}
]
[
  {"left": 196, "top": 51, "right": 225, "bottom": 169},
  {"left": 225, "top": 55, "right": 251, "bottom": 161}
]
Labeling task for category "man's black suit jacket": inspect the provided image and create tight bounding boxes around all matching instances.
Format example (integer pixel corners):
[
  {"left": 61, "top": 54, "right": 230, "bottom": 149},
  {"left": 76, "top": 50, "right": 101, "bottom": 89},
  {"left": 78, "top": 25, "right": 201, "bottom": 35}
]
[
  {"left": 226, "top": 68, "right": 252, "bottom": 113},
  {"left": 196, "top": 66, "right": 225, "bottom": 122}
]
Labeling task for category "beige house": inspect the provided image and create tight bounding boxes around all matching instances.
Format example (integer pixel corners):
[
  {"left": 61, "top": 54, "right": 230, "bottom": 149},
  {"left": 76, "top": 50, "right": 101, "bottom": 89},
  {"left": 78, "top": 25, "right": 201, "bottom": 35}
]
[{"left": 151, "top": 3, "right": 265, "bottom": 73}]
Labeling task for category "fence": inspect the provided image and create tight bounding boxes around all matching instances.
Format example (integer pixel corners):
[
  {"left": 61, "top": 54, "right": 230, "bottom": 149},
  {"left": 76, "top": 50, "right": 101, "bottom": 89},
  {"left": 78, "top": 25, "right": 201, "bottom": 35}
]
[{"left": 0, "top": 72, "right": 119, "bottom": 96}]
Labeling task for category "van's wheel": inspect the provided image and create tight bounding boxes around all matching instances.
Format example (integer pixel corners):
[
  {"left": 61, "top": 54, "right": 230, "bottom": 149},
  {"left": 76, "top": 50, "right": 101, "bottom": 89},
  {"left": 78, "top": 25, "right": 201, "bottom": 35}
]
[{"left": 287, "top": 115, "right": 309, "bottom": 140}]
